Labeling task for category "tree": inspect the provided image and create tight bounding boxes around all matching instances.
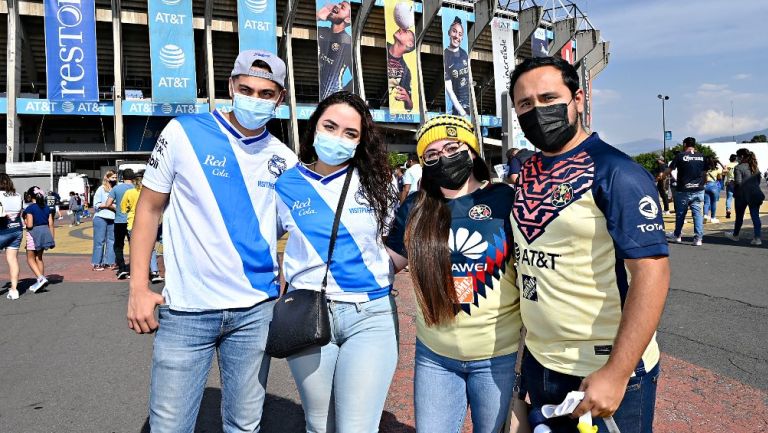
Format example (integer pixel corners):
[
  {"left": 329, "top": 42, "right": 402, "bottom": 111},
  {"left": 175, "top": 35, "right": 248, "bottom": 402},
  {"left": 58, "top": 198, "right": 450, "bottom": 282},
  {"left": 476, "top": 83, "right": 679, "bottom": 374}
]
[
  {"left": 388, "top": 152, "right": 407, "bottom": 169},
  {"left": 743, "top": 134, "right": 767, "bottom": 143},
  {"left": 633, "top": 152, "right": 662, "bottom": 173},
  {"left": 633, "top": 141, "right": 718, "bottom": 174}
]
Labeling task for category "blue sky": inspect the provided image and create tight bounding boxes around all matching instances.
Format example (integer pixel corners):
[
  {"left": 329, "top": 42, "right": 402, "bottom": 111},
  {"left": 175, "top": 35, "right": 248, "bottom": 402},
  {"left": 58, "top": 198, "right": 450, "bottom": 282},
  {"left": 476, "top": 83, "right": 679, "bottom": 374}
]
[{"left": 580, "top": 0, "right": 768, "bottom": 146}]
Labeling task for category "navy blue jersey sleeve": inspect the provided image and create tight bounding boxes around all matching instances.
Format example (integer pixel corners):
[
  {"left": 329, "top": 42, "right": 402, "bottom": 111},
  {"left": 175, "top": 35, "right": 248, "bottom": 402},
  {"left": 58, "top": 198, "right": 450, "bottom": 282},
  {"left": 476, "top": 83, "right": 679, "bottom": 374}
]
[
  {"left": 385, "top": 194, "right": 416, "bottom": 258},
  {"left": 508, "top": 158, "right": 522, "bottom": 175},
  {"left": 593, "top": 151, "right": 669, "bottom": 259}
]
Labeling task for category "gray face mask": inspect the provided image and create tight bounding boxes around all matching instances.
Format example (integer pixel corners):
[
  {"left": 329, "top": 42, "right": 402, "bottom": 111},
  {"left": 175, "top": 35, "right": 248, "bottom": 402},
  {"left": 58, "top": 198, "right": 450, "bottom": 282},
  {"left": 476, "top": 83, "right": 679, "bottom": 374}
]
[{"left": 518, "top": 100, "right": 577, "bottom": 153}]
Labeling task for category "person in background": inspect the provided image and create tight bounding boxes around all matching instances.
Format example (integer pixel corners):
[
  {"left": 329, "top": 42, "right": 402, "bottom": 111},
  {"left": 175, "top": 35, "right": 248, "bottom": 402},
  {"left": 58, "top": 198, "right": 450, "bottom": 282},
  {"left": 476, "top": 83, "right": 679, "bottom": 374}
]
[
  {"left": 400, "top": 153, "right": 422, "bottom": 204},
  {"left": 665, "top": 137, "right": 706, "bottom": 245},
  {"left": 91, "top": 171, "right": 117, "bottom": 271},
  {"left": 652, "top": 157, "right": 672, "bottom": 215},
  {"left": 506, "top": 147, "right": 535, "bottom": 185},
  {"left": 725, "top": 149, "right": 764, "bottom": 246},
  {"left": 45, "top": 190, "right": 61, "bottom": 223},
  {"left": 723, "top": 154, "right": 738, "bottom": 219},
  {"left": 121, "top": 172, "right": 163, "bottom": 283},
  {"left": 387, "top": 115, "right": 524, "bottom": 433},
  {"left": 0, "top": 175, "right": 25, "bottom": 300},
  {"left": 23, "top": 187, "right": 55, "bottom": 293},
  {"left": 105, "top": 169, "right": 136, "bottom": 279},
  {"left": 703, "top": 156, "right": 724, "bottom": 224},
  {"left": 69, "top": 191, "right": 84, "bottom": 226}
]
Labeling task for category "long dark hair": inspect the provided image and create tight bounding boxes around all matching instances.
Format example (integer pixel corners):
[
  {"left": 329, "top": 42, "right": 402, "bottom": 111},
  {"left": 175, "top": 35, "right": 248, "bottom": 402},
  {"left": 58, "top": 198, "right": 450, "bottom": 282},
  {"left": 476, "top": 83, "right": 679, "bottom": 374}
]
[
  {"left": 299, "top": 91, "right": 395, "bottom": 235},
  {"left": 737, "top": 148, "right": 759, "bottom": 174},
  {"left": 405, "top": 149, "right": 490, "bottom": 326},
  {"left": 27, "top": 187, "right": 46, "bottom": 209},
  {"left": 0, "top": 174, "right": 15, "bottom": 193}
]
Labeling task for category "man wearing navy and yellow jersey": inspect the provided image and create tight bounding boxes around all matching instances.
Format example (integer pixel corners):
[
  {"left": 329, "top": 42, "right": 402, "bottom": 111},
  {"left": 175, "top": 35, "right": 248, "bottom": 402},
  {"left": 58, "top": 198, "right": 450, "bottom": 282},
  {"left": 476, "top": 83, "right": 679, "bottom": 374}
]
[{"left": 509, "top": 56, "right": 670, "bottom": 433}]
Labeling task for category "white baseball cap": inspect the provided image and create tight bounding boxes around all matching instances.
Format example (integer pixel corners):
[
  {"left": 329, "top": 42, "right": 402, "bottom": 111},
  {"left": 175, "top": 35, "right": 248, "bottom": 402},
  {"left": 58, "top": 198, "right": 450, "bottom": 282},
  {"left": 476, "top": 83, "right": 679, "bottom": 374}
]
[{"left": 230, "top": 50, "right": 286, "bottom": 89}]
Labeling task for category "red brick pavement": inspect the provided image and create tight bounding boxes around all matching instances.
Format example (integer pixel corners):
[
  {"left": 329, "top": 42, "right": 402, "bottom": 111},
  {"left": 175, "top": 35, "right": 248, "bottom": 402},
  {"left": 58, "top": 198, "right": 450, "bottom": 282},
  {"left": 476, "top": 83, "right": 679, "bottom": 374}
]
[{"left": 3, "top": 255, "right": 766, "bottom": 432}]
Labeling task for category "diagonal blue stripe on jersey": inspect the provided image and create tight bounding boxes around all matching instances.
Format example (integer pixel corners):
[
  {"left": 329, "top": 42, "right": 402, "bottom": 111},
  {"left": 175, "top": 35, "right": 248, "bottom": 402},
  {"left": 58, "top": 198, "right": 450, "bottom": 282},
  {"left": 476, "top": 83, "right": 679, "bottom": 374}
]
[
  {"left": 277, "top": 169, "right": 385, "bottom": 296},
  {"left": 177, "top": 114, "right": 278, "bottom": 296}
]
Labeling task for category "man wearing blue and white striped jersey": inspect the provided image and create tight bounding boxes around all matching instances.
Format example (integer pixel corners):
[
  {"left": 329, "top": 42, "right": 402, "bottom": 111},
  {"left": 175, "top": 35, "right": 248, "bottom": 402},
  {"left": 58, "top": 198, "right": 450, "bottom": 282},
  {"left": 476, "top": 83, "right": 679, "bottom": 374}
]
[{"left": 127, "top": 50, "right": 298, "bottom": 433}]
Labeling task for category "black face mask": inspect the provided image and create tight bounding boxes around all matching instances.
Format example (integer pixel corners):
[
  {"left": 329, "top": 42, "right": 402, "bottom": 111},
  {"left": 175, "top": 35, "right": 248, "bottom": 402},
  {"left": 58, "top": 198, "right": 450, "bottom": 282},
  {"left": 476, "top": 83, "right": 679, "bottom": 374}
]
[
  {"left": 518, "top": 101, "right": 578, "bottom": 153},
  {"left": 109, "top": 180, "right": 117, "bottom": 187},
  {"left": 422, "top": 150, "right": 474, "bottom": 190}
]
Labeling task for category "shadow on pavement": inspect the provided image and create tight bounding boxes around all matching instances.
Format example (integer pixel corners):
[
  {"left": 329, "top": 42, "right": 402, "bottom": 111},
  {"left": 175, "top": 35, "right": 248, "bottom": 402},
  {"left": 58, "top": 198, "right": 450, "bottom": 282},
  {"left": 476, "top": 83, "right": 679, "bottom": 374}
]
[{"left": 138, "top": 388, "right": 415, "bottom": 433}]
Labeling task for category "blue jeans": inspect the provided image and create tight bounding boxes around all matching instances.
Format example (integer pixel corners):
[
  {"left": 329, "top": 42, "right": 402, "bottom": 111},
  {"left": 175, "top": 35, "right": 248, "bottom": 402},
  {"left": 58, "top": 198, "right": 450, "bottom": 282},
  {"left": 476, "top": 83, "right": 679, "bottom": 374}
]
[
  {"left": 674, "top": 190, "right": 704, "bottom": 239},
  {"left": 733, "top": 200, "right": 762, "bottom": 238},
  {"left": 523, "top": 353, "right": 660, "bottom": 433},
  {"left": 725, "top": 183, "right": 735, "bottom": 211},
  {"left": 149, "top": 299, "right": 275, "bottom": 433},
  {"left": 287, "top": 295, "right": 399, "bottom": 433},
  {"left": 414, "top": 339, "right": 517, "bottom": 433},
  {"left": 71, "top": 209, "right": 82, "bottom": 225},
  {"left": 91, "top": 216, "right": 115, "bottom": 265},
  {"left": 703, "top": 181, "right": 720, "bottom": 218},
  {"left": 127, "top": 229, "right": 159, "bottom": 273}
]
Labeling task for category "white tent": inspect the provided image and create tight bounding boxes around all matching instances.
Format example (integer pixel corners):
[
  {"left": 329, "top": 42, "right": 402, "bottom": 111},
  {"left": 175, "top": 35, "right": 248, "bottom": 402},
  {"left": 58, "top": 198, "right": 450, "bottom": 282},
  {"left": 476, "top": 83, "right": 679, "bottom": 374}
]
[{"left": 706, "top": 142, "right": 768, "bottom": 173}]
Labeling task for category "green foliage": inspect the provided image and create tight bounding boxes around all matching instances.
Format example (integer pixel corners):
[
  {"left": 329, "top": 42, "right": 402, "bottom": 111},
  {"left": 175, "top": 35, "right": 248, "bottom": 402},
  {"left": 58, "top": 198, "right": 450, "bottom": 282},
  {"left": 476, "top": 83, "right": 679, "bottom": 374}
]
[
  {"left": 633, "top": 152, "right": 662, "bottom": 173},
  {"left": 743, "top": 134, "right": 767, "bottom": 143},
  {"left": 388, "top": 152, "right": 407, "bottom": 169}
]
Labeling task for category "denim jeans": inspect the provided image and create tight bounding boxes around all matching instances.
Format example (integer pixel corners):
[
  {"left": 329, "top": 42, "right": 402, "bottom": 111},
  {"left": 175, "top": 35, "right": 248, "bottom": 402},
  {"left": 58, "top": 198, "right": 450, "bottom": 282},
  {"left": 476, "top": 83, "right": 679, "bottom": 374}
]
[
  {"left": 149, "top": 299, "right": 275, "bottom": 433},
  {"left": 91, "top": 216, "right": 115, "bottom": 265},
  {"left": 673, "top": 190, "right": 704, "bottom": 239},
  {"left": 725, "top": 183, "right": 735, "bottom": 211},
  {"left": 733, "top": 200, "right": 762, "bottom": 238},
  {"left": 522, "top": 352, "right": 660, "bottom": 433},
  {"left": 414, "top": 339, "right": 517, "bottom": 433},
  {"left": 287, "top": 295, "right": 399, "bottom": 433},
  {"left": 71, "top": 209, "right": 82, "bottom": 225},
  {"left": 703, "top": 181, "right": 720, "bottom": 219},
  {"left": 127, "top": 229, "right": 158, "bottom": 273}
]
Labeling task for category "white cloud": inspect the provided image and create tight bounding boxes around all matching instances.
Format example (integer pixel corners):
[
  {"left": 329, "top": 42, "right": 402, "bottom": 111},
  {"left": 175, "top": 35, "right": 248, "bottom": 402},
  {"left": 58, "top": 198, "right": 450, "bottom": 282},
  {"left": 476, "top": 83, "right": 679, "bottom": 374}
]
[
  {"left": 733, "top": 73, "right": 752, "bottom": 80},
  {"left": 591, "top": 88, "right": 620, "bottom": 106},
  {"left": 686, "top": 110, "right": 766, "bottom": 136}
]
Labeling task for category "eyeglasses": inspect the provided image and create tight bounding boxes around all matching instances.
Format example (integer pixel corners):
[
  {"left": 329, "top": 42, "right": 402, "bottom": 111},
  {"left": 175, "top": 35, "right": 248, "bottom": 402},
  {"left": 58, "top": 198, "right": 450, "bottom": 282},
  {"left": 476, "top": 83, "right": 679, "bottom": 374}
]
[{"left": 423, "top": 142, "right": 466, "bottom": 166}]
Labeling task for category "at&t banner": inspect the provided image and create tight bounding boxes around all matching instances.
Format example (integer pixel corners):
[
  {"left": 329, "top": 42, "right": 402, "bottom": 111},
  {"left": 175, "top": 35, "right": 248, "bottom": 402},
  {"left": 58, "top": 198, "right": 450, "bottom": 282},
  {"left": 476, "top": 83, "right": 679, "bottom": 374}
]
[
  {"left": 491, "top": 17, "right": 514, "bottom": 118},
  {"left": 238, "top": 0, "right": 277, "bottom": 54},
  {"left": 441, "top": 8, "right": 472, "bottom": 117},
  {"left": 44, "top": 0, "right": 99, "bottom": 101},
  {"left": 384, "top": 0, "right": 419, "bottom": 115},
  {"left": 149, "top": 0, "right": 197, "bottom": 103},
  {"left": 315, "top": 0, "right": 354, "bottom": 100}
]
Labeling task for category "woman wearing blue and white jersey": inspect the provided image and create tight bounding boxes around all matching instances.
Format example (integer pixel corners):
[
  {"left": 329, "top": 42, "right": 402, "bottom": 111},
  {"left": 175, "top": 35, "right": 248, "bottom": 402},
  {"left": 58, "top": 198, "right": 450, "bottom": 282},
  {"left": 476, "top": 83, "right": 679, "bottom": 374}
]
[
  {"left": 386, "top": 115, "right": 523, "bottom": 433},
  {"left": 276, "top": 92, "right": 399, "bottom": 433}
]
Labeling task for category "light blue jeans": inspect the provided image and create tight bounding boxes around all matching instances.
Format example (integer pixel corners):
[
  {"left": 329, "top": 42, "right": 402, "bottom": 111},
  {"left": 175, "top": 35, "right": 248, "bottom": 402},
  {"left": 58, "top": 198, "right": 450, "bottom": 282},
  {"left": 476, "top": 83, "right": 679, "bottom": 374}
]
[
  {"left": 726, "top": 182, "right": 735, "bottom": 211},
  {"left": 414, "top": 339, "right": 518, "bottom": 433},
  {"left": 673, "top": 190, "right": 705, "bottom": 240},
  {"left": 287, "top": 295, "right": 399, "bottom": 433},
  {"left": 91, "top": 216, "right": 115, "bottom": 265},
  {"left": 149, "top": 299, "right": 276, "bottom": 433},
  {"left": 703, "top": 181, "right": 720, "bottom": 219}
]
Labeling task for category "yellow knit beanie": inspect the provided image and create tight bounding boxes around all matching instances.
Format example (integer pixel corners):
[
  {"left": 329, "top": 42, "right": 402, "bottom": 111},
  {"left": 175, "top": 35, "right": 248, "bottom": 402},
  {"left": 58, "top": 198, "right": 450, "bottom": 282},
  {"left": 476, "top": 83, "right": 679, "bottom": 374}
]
[{"left": 416, "top": 115, "right": 479, "bottom": 163}]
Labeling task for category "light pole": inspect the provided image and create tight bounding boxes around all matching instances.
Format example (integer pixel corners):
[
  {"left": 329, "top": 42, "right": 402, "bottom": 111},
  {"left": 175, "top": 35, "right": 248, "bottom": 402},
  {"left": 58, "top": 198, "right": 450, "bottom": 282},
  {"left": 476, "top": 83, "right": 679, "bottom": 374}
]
[{"left": 658, "top": 94, "right": 669, "bottom": 161}]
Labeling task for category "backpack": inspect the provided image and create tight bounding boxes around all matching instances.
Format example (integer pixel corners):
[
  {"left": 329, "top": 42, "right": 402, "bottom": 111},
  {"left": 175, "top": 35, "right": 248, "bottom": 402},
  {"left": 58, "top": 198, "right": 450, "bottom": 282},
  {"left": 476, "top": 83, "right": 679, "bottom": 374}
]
[{"left": 515, "top": 149, "right": 536, "bottom": 166}]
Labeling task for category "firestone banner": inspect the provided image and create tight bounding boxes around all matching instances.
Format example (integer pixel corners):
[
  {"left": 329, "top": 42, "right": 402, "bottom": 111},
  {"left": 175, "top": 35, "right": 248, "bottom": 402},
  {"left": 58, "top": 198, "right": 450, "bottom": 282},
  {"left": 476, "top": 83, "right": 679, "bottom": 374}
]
[
  {"left": 238, "top": 0, "right": 277, "bottom": 54},
  {"left": 315, "top": 0, "right": 354, "bottom": 100},
  {"left": 149, "top": 0, "right": 198, "bottom": 103},
  {"left": 491, "top": 17, "right": 514, "bottom": 118},
  {"left": 44, "top": 0, "right": 99, "bottom": 101},
  {"left": 441, "top": 8, "right": 472, "bottom": 116},
  {"left": 384, "top": 0, "right": 420, "bottom": 115}
]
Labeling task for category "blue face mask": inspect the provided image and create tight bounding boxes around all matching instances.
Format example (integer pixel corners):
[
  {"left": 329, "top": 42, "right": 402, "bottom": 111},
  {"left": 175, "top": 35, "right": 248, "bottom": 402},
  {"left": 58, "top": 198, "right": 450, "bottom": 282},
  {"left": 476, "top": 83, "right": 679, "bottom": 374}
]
[
  {"left": 314, "top": 131, "right": 359, "bottom": 166},
  {"left": 232, "top": 93, "right": 277, "bottom": 130}
]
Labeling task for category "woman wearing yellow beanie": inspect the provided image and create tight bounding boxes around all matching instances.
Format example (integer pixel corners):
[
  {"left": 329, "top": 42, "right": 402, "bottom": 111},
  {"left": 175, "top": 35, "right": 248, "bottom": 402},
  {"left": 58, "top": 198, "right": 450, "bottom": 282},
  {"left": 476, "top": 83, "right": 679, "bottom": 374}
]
[{"left": 386, "top": 114, "right": 524, "bottom": 432}]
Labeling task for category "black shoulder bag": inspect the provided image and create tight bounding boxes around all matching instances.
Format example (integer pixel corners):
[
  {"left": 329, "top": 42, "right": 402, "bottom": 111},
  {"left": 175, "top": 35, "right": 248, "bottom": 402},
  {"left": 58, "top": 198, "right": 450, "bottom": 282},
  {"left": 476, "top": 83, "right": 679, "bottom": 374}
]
[{"left": 265, "top": 167, "right": 354, "bottom": 359}]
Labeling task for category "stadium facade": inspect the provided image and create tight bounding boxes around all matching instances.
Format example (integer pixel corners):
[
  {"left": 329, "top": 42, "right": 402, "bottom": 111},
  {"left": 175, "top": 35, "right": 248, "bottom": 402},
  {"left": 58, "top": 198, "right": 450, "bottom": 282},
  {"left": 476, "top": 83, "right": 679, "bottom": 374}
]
[{"left": 1, "top": 0, "right": 609, "bottom": 190}]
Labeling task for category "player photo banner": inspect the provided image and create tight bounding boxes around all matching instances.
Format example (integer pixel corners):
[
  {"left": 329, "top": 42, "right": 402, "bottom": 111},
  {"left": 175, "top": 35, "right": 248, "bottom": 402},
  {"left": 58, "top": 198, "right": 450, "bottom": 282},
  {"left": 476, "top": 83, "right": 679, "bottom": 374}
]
[
  {"left": 532, "top": 27, "right": 549, "bottom": 58},
  {"left": 315, "top": 0, "right": 354, "bottom": 100},
  {"left": 384, "top": 0, "right": 420, "bottom": 115},
  {"left": 491, "top": 17, "right": 514, "bottom": 118},
  {"left": 237, "top": 0, "right": 277, "bottom": 54},
  {"left": 149, "top": 0, "right": 198, "bottom": 103},
  {"left": 44, "top": 0, "right": 99, "bottom": 101},
  {"left": 441, "top": 8, "right": 472, "bottom": 117}
]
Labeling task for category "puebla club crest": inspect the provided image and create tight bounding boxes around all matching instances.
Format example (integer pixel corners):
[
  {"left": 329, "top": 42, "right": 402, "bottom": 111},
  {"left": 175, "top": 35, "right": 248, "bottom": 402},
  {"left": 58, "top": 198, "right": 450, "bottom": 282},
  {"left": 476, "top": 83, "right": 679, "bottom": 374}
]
[{"left": 268, "top": 155, "right": 287, "bottom": 178}]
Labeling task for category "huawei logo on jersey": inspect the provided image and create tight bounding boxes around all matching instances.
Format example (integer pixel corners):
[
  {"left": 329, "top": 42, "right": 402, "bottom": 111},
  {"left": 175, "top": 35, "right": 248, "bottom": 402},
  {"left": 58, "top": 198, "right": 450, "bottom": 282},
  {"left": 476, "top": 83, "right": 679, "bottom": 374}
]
[{"left": 449, "top": 228, "right": 487, "bottom": 260}]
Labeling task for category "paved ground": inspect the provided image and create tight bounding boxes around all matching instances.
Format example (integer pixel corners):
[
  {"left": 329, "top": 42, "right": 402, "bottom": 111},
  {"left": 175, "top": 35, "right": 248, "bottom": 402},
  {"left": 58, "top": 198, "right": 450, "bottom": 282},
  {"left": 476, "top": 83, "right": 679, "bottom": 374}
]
[{"left": 0, "top": 199, "right": 766, "bottom": 433}]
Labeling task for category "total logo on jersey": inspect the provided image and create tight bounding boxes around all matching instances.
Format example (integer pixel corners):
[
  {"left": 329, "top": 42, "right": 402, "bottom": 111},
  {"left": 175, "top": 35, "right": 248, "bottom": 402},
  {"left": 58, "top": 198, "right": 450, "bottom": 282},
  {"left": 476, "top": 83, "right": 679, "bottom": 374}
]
[{"left": 636, "top": 195, "right": 663, "bottom": 233}]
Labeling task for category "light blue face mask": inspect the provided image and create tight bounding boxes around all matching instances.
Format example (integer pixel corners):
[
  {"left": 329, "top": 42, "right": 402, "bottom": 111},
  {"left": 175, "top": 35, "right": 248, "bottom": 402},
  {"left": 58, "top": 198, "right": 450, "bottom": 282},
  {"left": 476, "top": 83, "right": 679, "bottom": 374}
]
[
  {"left": 232, "top": 93, "right": 277, "bottom": 130},
  {"left": 314, "top": 131, "right": 359, "bottom": 166}
]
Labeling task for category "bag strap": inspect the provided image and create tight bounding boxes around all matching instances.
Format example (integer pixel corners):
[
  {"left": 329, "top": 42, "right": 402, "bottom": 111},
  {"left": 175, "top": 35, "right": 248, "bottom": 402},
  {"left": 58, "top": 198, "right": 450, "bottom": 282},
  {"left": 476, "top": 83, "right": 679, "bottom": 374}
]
[
  {"left": 512, "top": 326, "right": 527, "bottom": 401},
  {"left": 321, "top": 166, "right": 355, "bottom": 292}
]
